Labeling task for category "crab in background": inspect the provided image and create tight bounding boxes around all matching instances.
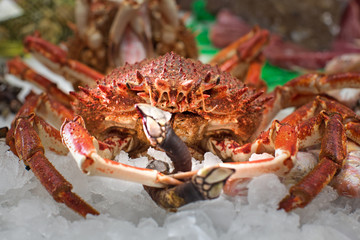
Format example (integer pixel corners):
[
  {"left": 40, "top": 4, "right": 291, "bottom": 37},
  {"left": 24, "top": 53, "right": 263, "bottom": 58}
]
[
  {"left": 208, "top": 26, "right": 269, "bottom": 91},
  {"left": 66, "top": 0, "right": 198, "bottom": 73},
  {"left": 20, "top": 0, "right": 198, "bottom": 89},
  {"left": 4, "top": 24, "right": 360, "bottom": 217}
]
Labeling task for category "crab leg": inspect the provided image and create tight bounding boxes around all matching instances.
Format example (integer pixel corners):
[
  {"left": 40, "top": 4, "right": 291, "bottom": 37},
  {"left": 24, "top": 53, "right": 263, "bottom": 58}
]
[
  {"left": 331, "top": 147, "right": 360, "bottom": 198},
  {"left": 144, "top": 166, "right": 234, "bottom": 210},
  {"left": 159, "top": 0, "right": 179, "bottom": 28},
  {"left": 119, "top": 26, "right": 148, "bottom": 65},
  {"left": 6, "top": 92, "right": 74, "bottom": 155},
  {"left": 136, "top": 103, "right": 234, "bottom": 209},
  {"left": 209, "top": 27, "right": 269, "bottom": 90},
  {"left": 24, "top": 35, "right": 103, "bottom": 87},
  {"left": 209, "top": 27, "right": 269, "bottom": 68},
  {"left": 60, "top": 116, "right": 182, "bottom": 188},
  {"left": 209, "top": 96, "right": 359, "bottom": 210},
  {"left": 209, "top": 120, "right": 299, "bottom": 179},
  {"left": 6, "top": 93, "right": 98, "bottom": 217},
  {"left": 17, "top": 118, "right": 98, "bottom": 217},
  {"left": 7, "top": 57, "right": 73, "bottom": 108},
  {"left": 209, "top": 96, "right": 356, "bottom": 174},
  {"left": 74, "top": 0, "right": 90, "bottom": 38},
  {"left": 129, "top": 2, "right": 154, "bottom": 59},
  {"left": 243, "top": 57, "right": 267, "bottom": 91},
  {"left": 108, "top": 0, "right": 143, "bottom": 67},
  {"left": 259, "top": 72, "right": 360, "bottom": 137},
  {"left": 135, "top": 103, "right": 192, "bottom": 172},
  {"left": 205, "top": 112, "right": 345, "bottom": 211},
  {"left": 12, "top": 117, "right": 98, "bottom": 217},
  {"left": 279, "top": 112, "right": 347, "bottom": 211}
]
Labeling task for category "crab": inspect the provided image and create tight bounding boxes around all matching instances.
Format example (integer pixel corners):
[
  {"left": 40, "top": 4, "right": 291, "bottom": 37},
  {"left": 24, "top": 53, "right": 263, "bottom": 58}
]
[
  {"left": 66, "top": 0, "right": 198, "bottom": 73},
  {"left": 19, "top": 0, "right": 197, "bottom": 90},
  {"left": 5, "top": 48, "right": 360, "bottom": 217},
  {"left": 208, "top": 26, "right": 269, "bottom": 91}
]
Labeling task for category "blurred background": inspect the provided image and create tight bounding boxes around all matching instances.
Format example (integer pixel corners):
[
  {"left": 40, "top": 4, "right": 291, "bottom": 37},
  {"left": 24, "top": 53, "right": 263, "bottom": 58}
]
[
  {"left": 0, "top": 0, "right": 74, "bottom": 57},
  {"left": 0, "top": 0, "right": 355, "bottom": 56},
  {"left": 0, "top": 0, "right": 359, "bottom": 90}
]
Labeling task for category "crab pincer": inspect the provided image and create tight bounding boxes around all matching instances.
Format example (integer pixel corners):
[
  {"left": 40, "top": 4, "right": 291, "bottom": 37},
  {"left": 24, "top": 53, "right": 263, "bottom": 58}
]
[
  {"left": 136, "top": 103, "right": 234, "bottom": 209},
  {"left": 136, "top": 103, "right": 192, "bottom": 172}
]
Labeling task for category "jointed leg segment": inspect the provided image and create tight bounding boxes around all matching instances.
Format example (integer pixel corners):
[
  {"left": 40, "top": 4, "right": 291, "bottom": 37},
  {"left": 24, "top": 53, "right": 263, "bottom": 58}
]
[
  {"left": 199, "top": 96, "right": 360, "bottom": 210},
  {"left": 60, "top": 116, "right": 182, "bottom": 187},
  {"left": 6, "top": 96, "right": 99, "bottom": 217}
]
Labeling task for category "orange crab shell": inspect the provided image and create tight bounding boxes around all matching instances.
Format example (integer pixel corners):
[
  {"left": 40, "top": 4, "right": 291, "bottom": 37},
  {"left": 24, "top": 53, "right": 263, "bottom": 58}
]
[{"left": 71, "top": 52, "right": 268, "bottom": 154}]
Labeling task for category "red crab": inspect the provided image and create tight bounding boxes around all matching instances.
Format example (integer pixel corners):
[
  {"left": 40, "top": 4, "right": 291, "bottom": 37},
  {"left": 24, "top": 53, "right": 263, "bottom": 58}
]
[{"left": 4, "top": 36, "right": 360, "bottom": 217}]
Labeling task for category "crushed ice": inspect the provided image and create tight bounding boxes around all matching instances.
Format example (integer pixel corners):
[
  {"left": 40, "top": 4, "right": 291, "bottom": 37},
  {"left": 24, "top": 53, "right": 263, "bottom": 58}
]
[{"left": 1, "top": 141, "right": 360, "bottom": 239}]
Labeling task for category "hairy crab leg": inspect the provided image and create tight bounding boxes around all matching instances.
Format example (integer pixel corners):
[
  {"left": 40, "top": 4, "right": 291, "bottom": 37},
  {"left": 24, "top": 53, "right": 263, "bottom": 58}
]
[
  {"left": 60, "top": 115, "right": 182, "bottom": 188},
  {"left": 136, "top": 103, "right": 234, "bottom": 209}
]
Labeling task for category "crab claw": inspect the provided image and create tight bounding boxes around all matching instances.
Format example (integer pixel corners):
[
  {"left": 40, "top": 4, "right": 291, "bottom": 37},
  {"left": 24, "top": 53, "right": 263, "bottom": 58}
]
[
  {"left": 145, "top": 166, "right": 235, "bottom": 210},
  {"left": 135, "top": 103, "right": 171, "bottom": 146},
  {"left": 136, "top": 103, "right": 192, "bottom": 172},
  {"left": 192, "top": 166, "right": 235, "bottom": 199}
]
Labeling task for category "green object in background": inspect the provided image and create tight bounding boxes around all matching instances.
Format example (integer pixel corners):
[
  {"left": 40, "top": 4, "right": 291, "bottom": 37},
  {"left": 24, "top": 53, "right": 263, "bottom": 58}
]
[
  {"left": 188, "top": 0, "right": 301, "bottom": 89},
  {"left": 0, "top": 40, "right": 23, "bottom": 57},
  {"left": 261, "top": 61, "right": 301, "bottom": 91},
  {"left": 191, "top": 0, "right": 215, "bottom": 21},
  {"left": 1, "top": 0, "right": 301, "bottom": 91},
  {"left": 187, "top": 0, "right": 219, "bottom": 62}
]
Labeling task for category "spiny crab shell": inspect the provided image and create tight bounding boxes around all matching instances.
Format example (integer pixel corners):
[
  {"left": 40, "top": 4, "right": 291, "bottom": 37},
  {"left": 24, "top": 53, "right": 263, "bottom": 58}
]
[{"left": 72, "top": 52, "right": 267, "bottom": 157}]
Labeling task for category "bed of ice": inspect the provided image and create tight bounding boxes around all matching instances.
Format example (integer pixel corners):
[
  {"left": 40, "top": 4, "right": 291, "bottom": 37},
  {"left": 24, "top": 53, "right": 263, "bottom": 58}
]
[{"left": 1, "top": 57, "right": 360, "bottom": 240}]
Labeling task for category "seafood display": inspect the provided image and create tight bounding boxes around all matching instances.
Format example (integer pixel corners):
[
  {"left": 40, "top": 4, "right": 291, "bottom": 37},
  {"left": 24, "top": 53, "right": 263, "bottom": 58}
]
[
  {"left": 2, "top": 1, "right": 360, "bottom": 223},
  {"left": 19, "top": 0, "right": 198, "bottom": 88},
  {"left": 5, "top": 50, "right": 360, "bottom": 216}
]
